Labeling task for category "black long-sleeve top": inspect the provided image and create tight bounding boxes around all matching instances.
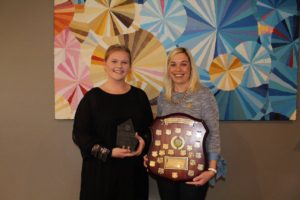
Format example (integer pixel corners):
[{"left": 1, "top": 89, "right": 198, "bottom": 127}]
[{"left": 73, "top": 86, "right": 153, "bottom": 200}]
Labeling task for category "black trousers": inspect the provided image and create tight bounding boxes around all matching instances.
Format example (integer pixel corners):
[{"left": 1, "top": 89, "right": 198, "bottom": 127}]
[{"left": 156, "top": 178, "right": 209, "bottom": 200}]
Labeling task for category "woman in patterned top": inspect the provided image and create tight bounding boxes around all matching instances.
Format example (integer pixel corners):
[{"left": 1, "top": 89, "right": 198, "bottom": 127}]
[{"left": 145, "top": 47, "right": 225, "bottom": 200}]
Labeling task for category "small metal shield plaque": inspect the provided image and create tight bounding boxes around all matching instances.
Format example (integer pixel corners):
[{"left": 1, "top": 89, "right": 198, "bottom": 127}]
[{"left": 147, "top": 113, "right": 208, "bottom": 181}]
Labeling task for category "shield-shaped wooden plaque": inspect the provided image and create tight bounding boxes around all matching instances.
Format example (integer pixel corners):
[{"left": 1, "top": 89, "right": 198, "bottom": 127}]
[{"left": 147, "top": 113, "right": 208, "bottom": 181}]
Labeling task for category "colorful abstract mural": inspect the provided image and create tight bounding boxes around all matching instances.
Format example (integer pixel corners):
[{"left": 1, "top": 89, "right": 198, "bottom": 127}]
[{"left": 54, "top": 0, "right": 299, "bottom": 120}]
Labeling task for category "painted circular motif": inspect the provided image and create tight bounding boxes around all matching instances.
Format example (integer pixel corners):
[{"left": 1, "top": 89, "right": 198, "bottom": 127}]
[
  {"left": 70, "top": 0, "right": 136, "bottom": 39},
  {"left": 234, "top": 41, "right": 272, "bottom": 88},
  {"left": 140, "top": 0, "right": 187, "bottom": 51},
  {"left": 177, "top": 0, "right": 258, "bottom": 69},
  {"left": 54, "top": 28, "right": 81, "bottom": 69},
  {"left": 209, "top": 54, "right": 245, "bottom": 91},
  {"left": 55, "top": 55, "right": 93, "bottom": 111}
]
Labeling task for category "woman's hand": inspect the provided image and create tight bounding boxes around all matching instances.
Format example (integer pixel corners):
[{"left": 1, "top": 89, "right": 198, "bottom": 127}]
[
  {"left": 186, "top": 170, "right": 216, "bottom": 186},
  {"left": 143, "top": 155, "right": 149, "bottom": 168},
  {"left": 111, "top": 147, "right": 133, "bottom": 158},
  {"left": 131, "top": 132, "right": 145, "bottom": 156},
  {"left": 111, "top": 133, "right": 145, "bottom": 158}
]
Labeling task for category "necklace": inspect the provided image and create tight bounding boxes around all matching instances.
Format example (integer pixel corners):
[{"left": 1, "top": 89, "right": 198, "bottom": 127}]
[{"left": 171, "top": 90, "right": 189, "bottom": 105}]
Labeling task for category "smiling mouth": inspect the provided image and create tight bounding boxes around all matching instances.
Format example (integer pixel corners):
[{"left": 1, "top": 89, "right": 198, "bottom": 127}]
[
  {"left": 113, "top": 69, "right": 124, "bottom": 74},
  {"left": 173, "top": 74, "right": 185, "bottom": 77}
]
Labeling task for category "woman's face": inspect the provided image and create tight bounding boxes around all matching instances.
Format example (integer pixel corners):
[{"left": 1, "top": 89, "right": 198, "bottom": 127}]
[
  {"left": 105, "top": 50, "right": 130, "bottom": 82},
  {"left": 168, "top": 53, "right": 191, "bottom": 87}
]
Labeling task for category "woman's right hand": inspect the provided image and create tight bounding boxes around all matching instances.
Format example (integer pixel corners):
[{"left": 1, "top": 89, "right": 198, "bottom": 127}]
[
  {"left": 111, "top": 147, "right": 133, "bottom": 158},
  {"left": 143, "top": 155, "right": 149, "bottom": 168}
]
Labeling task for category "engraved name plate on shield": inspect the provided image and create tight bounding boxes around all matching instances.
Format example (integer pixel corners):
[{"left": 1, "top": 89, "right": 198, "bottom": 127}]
[{"left": 147, "top": 113, "right": 208, "bottom": 181}]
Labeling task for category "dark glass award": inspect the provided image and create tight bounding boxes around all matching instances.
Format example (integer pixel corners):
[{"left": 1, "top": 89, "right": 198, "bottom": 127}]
[{"left": 116, "top": 118, "right": 137, "bottom": 151}]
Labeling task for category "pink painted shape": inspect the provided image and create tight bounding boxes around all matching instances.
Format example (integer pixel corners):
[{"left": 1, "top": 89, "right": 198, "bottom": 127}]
[
  {"left": 55, "top": 55, "right": 93, "bottom": 110},
  {"left": 55, "top": 28, "right": 80, "bottom": 67}
]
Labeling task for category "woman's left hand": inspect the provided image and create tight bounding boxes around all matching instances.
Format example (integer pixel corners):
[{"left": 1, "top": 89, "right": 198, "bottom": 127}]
[
  {"left": 186, "top": 170, "right": 215, "bottom": 186},
  {"left": 131, "top": 132, "right": 145, "bottom": 156}
]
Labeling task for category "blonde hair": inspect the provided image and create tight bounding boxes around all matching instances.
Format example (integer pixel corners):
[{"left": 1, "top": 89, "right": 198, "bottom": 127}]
[
  {"left": 105, "top": 44, "right": 132, "bottom": 65},
  {"left": 163, "top": 47, "right": 201, "bottom": 101}
]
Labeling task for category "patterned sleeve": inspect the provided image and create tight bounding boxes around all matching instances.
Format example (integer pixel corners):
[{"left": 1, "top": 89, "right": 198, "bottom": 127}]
[{"left": 201, "top": 88, "right": 221, "bottom": 157}]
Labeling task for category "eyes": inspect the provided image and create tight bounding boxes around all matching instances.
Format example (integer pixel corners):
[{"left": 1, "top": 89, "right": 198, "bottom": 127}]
[
  {"left": 169, "top": 61, "right": 189, "bottom": 68},
  {"left": 111, "top": 59, "right": 129, "bottom": 65}
]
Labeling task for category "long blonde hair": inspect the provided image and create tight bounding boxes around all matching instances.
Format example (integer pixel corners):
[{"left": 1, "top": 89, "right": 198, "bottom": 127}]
[{"left": 163, "top": 47, "right": 201, "bottom": 101}]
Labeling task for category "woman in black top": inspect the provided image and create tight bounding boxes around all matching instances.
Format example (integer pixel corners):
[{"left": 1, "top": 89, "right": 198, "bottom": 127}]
[{"left": 73, "top": 44, "right": 153, "bottom": 200}]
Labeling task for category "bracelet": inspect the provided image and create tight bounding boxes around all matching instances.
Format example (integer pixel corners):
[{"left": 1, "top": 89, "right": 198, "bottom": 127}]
[
  {"left": 91, "top": 144, "right": 110, "bottom": 162},
  {"left": 208, "top": 168, "right": 217, "bottom": 174}
]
